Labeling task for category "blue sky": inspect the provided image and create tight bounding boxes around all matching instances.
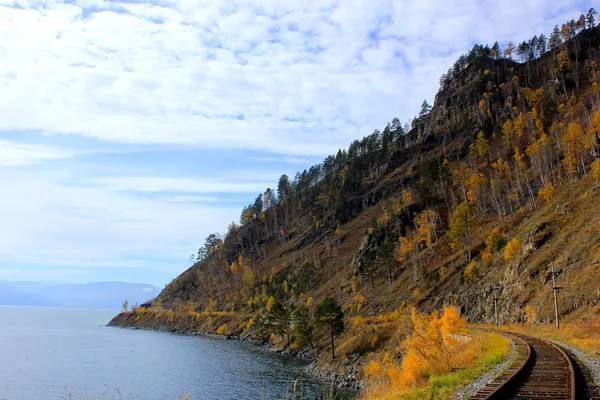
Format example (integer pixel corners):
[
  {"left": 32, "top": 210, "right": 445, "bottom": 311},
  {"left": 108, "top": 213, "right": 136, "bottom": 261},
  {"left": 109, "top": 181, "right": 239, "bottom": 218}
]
[{"left": 0, "top": 0, "right": 593, "bottom": 286}]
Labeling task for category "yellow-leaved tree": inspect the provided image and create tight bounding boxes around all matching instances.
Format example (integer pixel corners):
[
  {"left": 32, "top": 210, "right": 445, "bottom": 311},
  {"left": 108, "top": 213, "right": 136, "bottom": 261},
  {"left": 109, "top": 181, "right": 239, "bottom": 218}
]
[
  {"left": 447, "top": 202, "right": 476, "bottom": 263},
  {"left": 591, "top": 158, "right": 600, "bottom": 186},
  {"left": 504, "top": 238, "right": 521, "bottom": 261}
]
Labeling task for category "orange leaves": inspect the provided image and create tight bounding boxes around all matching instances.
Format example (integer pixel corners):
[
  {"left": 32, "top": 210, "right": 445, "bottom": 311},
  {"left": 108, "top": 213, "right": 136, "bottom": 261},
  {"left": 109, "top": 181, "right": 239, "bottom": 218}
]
[
  {"left": 364, "top": 359, "right": 384, "bottom": 379},
  {"left": 466, "top": 172, "right": 487, "bottom": 205},
  {"left": 538, "top": 182, "right": 554, "bottom": 201},
  {"left": 463, "top": 260, "right": 478, "bottom": 277},
  {"left": 562, "top": 121, "right": 586, "bottom": 179},
  {"left": 483, "top": 227, "right": 504, "bottom": 260},
  {"left": 440, "top": 305, "right": 465, "bottom": 342},
  {"left": 504, "top": 238, "right": 521, "bottom": 261},
  {"left": 414, "top": 209, "right": 439, "bottom": 247},
  {"left": 362, "top": 306, "right": 468, "bottom": 399},
  {"left": 395, "top": 236, "right": 415, "bottom": 264}
]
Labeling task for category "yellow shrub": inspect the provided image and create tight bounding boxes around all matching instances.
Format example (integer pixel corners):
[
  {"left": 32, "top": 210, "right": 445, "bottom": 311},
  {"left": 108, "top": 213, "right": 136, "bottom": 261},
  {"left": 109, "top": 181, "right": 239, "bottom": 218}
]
[
  {"left": 504, "top": 238, "right": 520, "bottom": 261},
  {"left": 538, "top": 181, "right": 554, "bottom": 201},
  {"left": 216, "top": 324, "right": 227, "bottom": 335},
  {"left": 371, "top": 335, "right": 379, "bottom": 349},
  {"left": 362, "top": 306, "right": 468, "bottom": 399},
  {"left": 464, "top": 260, "right": 478, "bottom": 277}
]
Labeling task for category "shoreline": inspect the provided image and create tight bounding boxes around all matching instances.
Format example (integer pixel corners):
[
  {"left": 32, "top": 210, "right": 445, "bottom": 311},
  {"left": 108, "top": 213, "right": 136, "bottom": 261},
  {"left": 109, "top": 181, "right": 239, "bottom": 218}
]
[{"left": 107, "top": 312, "right": 362, "bottom": 393}]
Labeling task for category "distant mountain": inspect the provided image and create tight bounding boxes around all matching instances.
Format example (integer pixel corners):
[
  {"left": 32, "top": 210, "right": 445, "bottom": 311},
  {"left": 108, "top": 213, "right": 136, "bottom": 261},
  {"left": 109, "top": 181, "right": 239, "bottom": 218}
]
[
  {"left": 0, "top": 281, "right": 60, "bottom": 306},
  {"left": 0, "top": 281, "right": 160, "bottom": 309}
]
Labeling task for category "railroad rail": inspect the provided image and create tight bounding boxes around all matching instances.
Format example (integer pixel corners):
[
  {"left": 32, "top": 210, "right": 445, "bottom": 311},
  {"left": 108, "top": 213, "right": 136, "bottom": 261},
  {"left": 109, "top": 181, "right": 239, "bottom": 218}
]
[{"left": 472, "top": 332, "right": 578, "bottom": 400}]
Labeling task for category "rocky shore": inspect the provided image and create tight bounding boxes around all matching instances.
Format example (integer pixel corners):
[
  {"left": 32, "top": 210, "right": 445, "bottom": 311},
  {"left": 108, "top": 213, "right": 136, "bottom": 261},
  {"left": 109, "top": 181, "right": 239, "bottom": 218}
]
[{"left": 108, "top": 311, "right": 363, "bottom": 392}]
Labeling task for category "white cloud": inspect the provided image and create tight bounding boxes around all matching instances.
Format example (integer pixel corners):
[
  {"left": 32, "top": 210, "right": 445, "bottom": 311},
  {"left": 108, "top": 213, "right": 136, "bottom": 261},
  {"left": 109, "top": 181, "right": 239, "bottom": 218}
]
[
  {"left": 0, "top": 140, "right": 72, "bottom": 166},
  {"left": 0, "top": 0, "right": 589, "bottom": 157},
  {"left": 89, "top": 176, "right": 275, "bottom": 194}
]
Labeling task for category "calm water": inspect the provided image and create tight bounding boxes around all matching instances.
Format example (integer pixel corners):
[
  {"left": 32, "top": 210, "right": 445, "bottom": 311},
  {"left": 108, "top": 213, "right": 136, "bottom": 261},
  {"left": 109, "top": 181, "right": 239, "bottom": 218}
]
[{"left": 0, "top": 306, "right": 347, "bottom": 400}]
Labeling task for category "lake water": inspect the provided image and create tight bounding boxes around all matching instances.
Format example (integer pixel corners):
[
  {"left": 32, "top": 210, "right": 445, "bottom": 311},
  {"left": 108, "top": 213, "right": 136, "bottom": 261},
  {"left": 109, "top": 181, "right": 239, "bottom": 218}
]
[{"left": 0, "top": 306, "right": 349, "bottom": 400}]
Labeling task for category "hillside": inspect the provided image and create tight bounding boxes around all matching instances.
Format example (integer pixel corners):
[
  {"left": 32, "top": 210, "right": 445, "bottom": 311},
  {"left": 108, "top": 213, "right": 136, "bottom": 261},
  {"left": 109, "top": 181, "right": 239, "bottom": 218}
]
[{"left": 110, "top": 18, "right": 600, "bottom": 389}]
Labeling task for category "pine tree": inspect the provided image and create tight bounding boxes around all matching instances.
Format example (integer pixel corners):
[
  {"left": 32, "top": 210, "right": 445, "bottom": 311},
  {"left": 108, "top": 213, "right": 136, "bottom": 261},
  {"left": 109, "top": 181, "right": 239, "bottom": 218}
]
[
  {"left": 315, "top": 298, "right": 345, "bottom": 359},
  {"left": 586, "top": 8, "right": 597, "bottom": 28},
  {"left": 293, "top": 306, "right": 315, "bottom": 352}
]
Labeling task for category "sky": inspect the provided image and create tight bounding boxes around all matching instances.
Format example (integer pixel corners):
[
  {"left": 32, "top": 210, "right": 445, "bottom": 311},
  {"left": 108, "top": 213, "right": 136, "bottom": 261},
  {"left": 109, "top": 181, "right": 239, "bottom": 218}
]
[{"left": 0, "top": 0, "right": 593, "bottom": 286}]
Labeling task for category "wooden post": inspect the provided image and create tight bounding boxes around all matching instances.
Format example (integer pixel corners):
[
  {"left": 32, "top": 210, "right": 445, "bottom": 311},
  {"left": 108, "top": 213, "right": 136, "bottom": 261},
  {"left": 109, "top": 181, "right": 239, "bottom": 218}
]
[
  {"left": 493, "top": 284, "right": 499, "bottom": 327},
  {"left": 551, "top": 263, "right": 562, "bottom": 329}
]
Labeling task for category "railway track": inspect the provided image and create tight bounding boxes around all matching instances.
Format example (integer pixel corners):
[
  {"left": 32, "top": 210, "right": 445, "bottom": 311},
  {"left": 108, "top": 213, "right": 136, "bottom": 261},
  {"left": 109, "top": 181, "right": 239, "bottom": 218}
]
[{"left": 471, "top": 332, "right": 600, "bottom": 400}]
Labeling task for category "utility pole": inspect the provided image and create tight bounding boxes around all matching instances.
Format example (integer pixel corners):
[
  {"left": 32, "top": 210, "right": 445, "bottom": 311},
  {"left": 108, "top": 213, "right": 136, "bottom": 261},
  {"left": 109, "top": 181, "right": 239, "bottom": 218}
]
[
  {"left": 551, "top": 263, "right": 563, "bottom": 329},
  {"left": 493, "top": 284, "right": 500, "bottom": 327}
]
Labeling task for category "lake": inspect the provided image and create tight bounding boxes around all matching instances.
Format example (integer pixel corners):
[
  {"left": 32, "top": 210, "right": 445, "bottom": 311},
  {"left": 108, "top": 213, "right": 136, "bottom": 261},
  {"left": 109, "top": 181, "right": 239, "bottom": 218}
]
[{"left": 0, "top": 306, "right": 349, "bottom": 400}]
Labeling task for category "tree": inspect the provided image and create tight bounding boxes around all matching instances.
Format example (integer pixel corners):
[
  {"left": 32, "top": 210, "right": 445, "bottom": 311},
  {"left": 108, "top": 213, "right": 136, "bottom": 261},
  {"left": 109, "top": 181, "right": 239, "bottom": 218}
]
[
  {"left": 447, "top": 202, "right": 476, "bottom": 263},
  {"left": 470, "top": 131, "right": 489, "bottom": 164},
  {"left": 591, "top": 158, "right": 600, "bottom": 186},
  {"left": 415, "top": 209, "right": 439, "bottom": 250},
  {"left": 562, "top": 122, "right": 586, "bottom": 181},
  {"left": 549, "top": 26, "right": 561, "bottom": 59},
  {"left": 360, "top": 253, "right": 378, "bottom": 289},
  {"left": 504, "top": 42, "right": 515, "bottom": 59},
  {"left": 504, "top": 238, "right": 521, "bottom": 261},
  {"left": 315, "top": 298, "right": 345, "bottom": 359},
  {"left": 587, "top": 8, "right": 597, "bottom": 28},
  {"left": 277, "top": 174, "right": 290, "bottom": 203},
  {"left": 252, "top": 194, "right": 263, "bottom": 218},
  {"left": 375, "top": 238, "right": 396, "bottom": 291},
  {"left": 419, "top": 100, "right": 431, "bottom": 119},
  {"left": 536, "top": 34, "right": 547, "bottom": 56},
  {"left": 292, "top": 306, "right": 315, "bottom": 352},
  {"left": 122, "top": 300, "right": 129, "bottom": 313},
  {"left": 269, "top": 301, "right": 292, "bottom": 345},
  {"left": 491, "top": 42, "right": 500, "bottom": 59}
]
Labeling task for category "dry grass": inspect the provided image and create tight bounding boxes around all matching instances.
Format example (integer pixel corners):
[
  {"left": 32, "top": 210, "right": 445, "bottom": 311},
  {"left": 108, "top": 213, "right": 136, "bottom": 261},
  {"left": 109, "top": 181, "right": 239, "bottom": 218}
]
[{"left": 480, "top": 307, "right": 600, "bottom": 360}]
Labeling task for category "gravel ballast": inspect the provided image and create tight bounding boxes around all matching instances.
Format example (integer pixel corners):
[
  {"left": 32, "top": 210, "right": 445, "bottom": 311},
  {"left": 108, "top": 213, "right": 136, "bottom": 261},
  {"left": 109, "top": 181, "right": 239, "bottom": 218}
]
[
  {"left": 552, "top": 340, "right": 600, "bottom": 384},
  {"left": 450, "top": 339, "right": 517, "bottom": 400}
]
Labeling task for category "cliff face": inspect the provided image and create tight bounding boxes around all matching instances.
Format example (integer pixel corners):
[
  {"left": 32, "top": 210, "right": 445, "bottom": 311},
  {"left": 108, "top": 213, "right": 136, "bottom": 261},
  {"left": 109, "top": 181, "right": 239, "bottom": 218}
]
[{"left": 111, "top": 26, "right": 600, "bottom": 361}]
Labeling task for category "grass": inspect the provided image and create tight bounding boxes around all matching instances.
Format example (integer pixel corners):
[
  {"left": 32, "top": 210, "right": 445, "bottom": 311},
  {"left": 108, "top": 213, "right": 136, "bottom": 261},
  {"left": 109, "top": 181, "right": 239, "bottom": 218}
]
[{"left": 479, "top": 309, "right": 600, "bottom": 360}]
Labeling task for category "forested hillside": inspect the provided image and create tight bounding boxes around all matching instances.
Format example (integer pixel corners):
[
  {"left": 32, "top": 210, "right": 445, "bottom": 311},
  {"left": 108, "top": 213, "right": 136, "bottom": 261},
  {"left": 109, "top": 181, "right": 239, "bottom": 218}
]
[{"left": 111, "top": 10, "right": 600, "bottom": 384}]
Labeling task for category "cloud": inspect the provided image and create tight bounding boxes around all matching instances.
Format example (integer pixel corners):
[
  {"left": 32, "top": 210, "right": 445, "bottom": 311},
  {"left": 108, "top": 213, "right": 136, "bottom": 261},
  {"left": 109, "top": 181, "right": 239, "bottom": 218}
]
[
  {"left": 0, "top": 0, "right": 589, "bottom": 157},
  {"left": 0, "top": 139, "right": 72, "bottom": 166},
  {"left": 88, "top": 176, "right": 275, "bottom": 194}
]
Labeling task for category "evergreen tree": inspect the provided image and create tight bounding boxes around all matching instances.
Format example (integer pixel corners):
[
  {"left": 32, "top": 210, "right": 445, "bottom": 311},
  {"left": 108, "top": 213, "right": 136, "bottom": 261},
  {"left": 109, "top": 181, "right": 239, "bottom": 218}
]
[
  {"left": 292, "top": 306, "right": 315, "bottom": 352},
  {"left": 315, "top": 298, "right": 345, "bottom": 359},
  {"left": 419, "top": 100, "right": 431, "bottom": 118},
  {"left": 587, "top": 8, "right": 597, "bottom": 28},
  {"left": 252, "top": 194, "right": 263, "bottom": 218}
]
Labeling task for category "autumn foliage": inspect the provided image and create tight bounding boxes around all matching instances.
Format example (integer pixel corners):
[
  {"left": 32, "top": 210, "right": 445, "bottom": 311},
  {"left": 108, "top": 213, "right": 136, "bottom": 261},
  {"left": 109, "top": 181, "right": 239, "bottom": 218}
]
[{"left": 362, "top": 306, "right": 470, "bottom": 398}]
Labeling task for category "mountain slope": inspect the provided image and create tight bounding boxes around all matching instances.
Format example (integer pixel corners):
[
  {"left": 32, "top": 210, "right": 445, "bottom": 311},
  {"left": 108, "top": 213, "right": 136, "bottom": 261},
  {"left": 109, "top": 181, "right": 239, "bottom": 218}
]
[{"left": 110, "top": 22, "right": 600, "bottom": 378}]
